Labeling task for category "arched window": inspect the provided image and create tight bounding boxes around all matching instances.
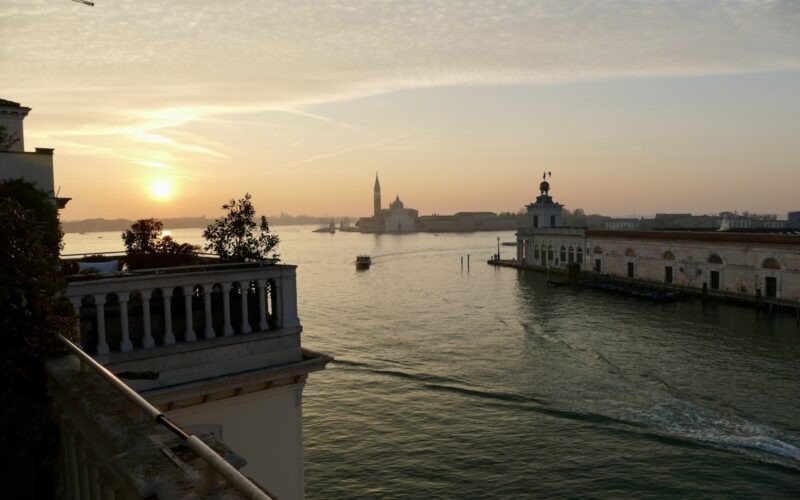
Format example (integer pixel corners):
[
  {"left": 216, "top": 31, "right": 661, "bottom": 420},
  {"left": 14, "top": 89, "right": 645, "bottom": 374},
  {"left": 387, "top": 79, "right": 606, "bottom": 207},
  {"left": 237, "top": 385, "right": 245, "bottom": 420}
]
[
  {"left": 625, "top": 248, "right": 636, "bottom": 257},
  {"left": 576, "top": 247, "right": 583, "bottom": 263},
  {"left": 663, "top": 251, "right": 675, "bottom": 260},
  {"left": 593, "top": 246, "right": 603, "bottom": 254},
  {"left": 763, "top": 258, "right": 781, "bottom": 270},
  {"left": 547, "top": 245, "right": 554, "bottom": 261},
  {"left": 568, "top": 246, "right": 575, "bottom": 263},
  {"left": 708, "top": 254, "right": 723, "bottom": 264},
  {"left": 560, "top": 246, "right": 567, "bottom": 262}
]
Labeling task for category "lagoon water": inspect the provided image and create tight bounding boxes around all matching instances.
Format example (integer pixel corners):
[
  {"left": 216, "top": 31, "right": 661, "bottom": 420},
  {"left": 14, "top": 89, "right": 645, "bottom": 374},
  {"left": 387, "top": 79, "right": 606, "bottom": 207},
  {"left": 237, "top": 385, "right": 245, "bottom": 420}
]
[{"left": 64, "top": 227, "right": 800, "bottom": 498}]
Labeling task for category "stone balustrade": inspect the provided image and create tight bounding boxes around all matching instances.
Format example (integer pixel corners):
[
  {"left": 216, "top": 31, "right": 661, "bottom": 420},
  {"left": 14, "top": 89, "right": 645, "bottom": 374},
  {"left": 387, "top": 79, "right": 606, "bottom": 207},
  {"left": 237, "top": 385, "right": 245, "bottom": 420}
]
[
  {"left": 45, "top": 352, "right": 262, "bottom": 499},
  {"left": 64, "top": 262, "right": 299, "bottom": 361}
]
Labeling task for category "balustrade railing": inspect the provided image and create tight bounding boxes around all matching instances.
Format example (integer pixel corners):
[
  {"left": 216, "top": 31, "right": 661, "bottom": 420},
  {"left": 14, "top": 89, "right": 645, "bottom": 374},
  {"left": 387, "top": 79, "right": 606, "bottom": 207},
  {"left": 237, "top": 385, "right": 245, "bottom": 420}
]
[
  {"left": 63, "top": 262, "right": 299, "bottom": 359},
  {"left": 47, "top": 334, "right": 272, "bottom": 499}
]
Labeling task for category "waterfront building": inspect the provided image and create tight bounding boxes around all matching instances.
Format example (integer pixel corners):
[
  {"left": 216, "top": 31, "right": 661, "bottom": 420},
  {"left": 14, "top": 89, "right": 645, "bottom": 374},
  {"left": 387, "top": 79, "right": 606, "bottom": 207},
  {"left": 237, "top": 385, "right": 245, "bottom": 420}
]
[
  {"left": 788, "top": 211, "right": 800, "bottom": 229},
  {"left": 604, "top": 218, "right": 642, "bottom": 230},
  {"left": 516, "top": 176, "right": 800, "bottom": 302},
  {"left": 385, "top": 195, "right": 418, "bottom": 232},
  {"left": 357, "top": 173, "right": 418, "bottom": 232},
  {"left": 417, "top": 211, "right": 520, "bottom": 232},
  {"left": 5, "top": 98, "right": 330, "bottom": 498},
  {"left": 356, "top": 174, "right": 520, "bottom": 233}
]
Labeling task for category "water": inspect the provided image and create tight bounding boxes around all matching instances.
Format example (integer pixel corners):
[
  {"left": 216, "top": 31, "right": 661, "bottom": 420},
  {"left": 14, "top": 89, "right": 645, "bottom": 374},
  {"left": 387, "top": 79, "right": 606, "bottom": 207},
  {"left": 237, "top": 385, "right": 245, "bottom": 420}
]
[{"left": 64, "top": 227, "right": 800, "bottom": 498}]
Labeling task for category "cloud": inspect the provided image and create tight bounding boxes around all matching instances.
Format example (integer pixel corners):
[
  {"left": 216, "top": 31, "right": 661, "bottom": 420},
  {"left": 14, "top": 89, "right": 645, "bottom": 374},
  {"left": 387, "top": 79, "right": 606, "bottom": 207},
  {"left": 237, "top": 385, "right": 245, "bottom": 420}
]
[
  {"left": 2, "top": 0, "right": 798, "bottom": 185},
  {"left": 276, "top": 131, "right": 423, "bottom": 169},
  {"left": 3, "top": 1, "right": 799, "bottom": 102}
]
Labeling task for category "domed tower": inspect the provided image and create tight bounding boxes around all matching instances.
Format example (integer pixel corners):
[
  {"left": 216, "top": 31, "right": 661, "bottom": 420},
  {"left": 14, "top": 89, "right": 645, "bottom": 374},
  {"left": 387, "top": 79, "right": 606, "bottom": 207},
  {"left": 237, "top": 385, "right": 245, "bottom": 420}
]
[
  {"left": 526, "top": 171, "right": 563, "bottom": 229},
  {"left": 373, "top": 173, "right": 381, "bottom": 216}
]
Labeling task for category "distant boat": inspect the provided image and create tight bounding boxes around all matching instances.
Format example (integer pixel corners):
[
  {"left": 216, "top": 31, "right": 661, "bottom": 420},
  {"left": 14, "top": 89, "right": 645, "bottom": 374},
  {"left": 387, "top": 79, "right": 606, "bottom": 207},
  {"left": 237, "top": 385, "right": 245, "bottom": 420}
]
[
  {"left": 313, "top": 221, "right": 336, "bottom": 233},
  {"left": 355, "top": 255, "right": 371, "bottom": 270},
  {"left": 501, "top": 241, "right": 517, "bottom": 246}
]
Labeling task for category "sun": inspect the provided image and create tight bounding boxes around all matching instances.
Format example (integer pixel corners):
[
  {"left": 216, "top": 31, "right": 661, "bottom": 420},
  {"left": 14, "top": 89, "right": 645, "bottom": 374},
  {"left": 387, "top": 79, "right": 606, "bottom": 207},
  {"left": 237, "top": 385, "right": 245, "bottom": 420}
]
[{"left": 149, "top": 180, "right": 174, "bottom": 201}]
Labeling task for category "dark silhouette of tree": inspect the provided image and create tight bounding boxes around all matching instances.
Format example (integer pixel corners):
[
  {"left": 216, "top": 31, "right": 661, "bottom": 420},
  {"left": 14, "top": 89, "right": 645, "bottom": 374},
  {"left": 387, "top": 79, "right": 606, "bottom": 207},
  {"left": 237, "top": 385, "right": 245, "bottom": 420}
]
[
  {"left": 203, "top": 193, "right": 280, "bottom": 262},
  {"left": 0, "top": 179, "right": 73, "bottom": 496},
  {"left": 122, "top": 218, "right": 163, "bottom": 254},
  {"left": 0, "top": 124, "right": 20, "bottom": 151},
  {"left": 121, "top": 219, "right": 197, "bottom": 269}
]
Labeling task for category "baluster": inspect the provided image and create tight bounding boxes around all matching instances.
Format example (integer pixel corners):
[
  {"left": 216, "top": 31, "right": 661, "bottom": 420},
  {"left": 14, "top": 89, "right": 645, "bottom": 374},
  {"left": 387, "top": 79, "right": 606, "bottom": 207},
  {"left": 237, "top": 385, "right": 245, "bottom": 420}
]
[
  {"left": 183, "top": 286, "right": 197, "bottom": 342},
  {"left": 92, "top": 294, "right": 110, "bottom": 356},
  {"left": 69, "top": 297, "right": 83, "bottom": 341},
  {"left": 222, "top": 282, "right": 234, "bottom": 336},
  {"left": 65, "top": 423, "right": 81, "bottom": 500},
  {"left": 76, "top": 435, "right": 91, "bottom": 499},
  {"left": 240, "top": 282, "right": 252, "bottom": 334},
  {"left": 203, "top": 284, "right": 216, "bottom": 339},
  {"left": 162, "top": 289, "right": 176, "bottom": 345},
  {"left": 141, "top": 289, "right": 155, "bottom": 348},
  {"left": 258, "top": 279, "right": 269, "bottom": 331},
  {"left": 118, "top": 292, "right": 133, "bottom": 352}
]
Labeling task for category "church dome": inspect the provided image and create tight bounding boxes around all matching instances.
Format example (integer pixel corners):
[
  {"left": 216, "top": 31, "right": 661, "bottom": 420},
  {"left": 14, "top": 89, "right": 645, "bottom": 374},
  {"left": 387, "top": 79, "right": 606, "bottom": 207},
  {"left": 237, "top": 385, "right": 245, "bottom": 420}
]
[
  {"left": 390, "top": 195, "right": 404, "bottom": 209},
  {"left": 539, "top": 181, "right": 550, "bottom": 195}
]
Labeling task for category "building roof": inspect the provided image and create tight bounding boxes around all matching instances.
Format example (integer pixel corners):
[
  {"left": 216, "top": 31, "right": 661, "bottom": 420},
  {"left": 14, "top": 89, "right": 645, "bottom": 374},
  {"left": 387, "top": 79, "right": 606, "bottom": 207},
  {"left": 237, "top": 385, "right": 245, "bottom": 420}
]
[
  {"left": 587, "top": 229, "right": 800, "bottom": 245},
  {"left": 0, "top": 99, "right": 22, "bottom": 107}
]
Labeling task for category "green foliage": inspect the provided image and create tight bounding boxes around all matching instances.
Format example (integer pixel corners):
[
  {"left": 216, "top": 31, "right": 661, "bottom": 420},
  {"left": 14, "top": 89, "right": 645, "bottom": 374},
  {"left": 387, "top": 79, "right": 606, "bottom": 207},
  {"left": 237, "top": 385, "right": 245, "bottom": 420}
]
[
  {"left": 121, "top": 218, "right": 198, "bottom": 269},
  {"left": 0, "top": 179, "right": 73, "bottom": 494},
  {"left": 203, "top": 193, "right": 280, "bottom": 262}
]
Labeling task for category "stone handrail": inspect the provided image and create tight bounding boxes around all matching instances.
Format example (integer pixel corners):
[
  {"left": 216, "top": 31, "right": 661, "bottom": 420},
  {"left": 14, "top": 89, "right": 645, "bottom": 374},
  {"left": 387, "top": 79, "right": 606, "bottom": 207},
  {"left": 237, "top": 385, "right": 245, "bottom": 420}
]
[{"left": 64, "top": 262, "right": 299, "bottom": 360}]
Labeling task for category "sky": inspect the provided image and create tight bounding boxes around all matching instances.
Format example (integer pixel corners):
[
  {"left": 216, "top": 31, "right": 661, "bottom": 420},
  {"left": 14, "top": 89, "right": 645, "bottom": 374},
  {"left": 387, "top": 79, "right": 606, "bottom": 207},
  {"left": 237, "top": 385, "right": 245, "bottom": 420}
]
[{"left": 2, "top": 0, "right": 799, "bottom": 220}]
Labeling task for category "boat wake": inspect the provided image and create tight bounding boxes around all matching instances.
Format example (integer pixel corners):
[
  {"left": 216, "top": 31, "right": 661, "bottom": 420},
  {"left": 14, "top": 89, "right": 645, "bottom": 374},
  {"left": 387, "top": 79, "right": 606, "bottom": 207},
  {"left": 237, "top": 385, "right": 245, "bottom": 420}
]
[{"left": 335, "top": 353, "right": 800, "bottom": 471}]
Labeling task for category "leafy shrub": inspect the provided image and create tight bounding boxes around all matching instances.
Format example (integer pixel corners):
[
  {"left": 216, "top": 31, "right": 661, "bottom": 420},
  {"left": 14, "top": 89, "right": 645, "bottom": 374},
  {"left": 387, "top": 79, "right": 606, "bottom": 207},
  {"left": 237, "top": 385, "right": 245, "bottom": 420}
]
[
  {"left": 203, "top": 193, "right": 279, "bottom": 262},
  {"left": 121, "top": 218, "right": 198, "bottom": 269}
]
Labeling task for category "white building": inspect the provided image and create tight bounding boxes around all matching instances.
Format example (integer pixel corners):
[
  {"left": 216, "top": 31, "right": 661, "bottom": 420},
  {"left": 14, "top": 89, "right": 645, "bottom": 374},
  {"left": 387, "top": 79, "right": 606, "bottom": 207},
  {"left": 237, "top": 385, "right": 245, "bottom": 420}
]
[
  {"left": 65, "top": 264, "right": 330, "bottom": 498},
  {"left": 0, "top": 98, "right": 69, "bottom": 207},
  {"left": 384, "top": 195, "right": 417, "bottom": 232},
  {"left": 357, "top": 174, "right": 419, "bottom": 232},
  {"left": 6, "top": 97, "right": 329, "bottom": 499},
  {"left": 516, "top": 177, "right": 800, "bottom": 301}
]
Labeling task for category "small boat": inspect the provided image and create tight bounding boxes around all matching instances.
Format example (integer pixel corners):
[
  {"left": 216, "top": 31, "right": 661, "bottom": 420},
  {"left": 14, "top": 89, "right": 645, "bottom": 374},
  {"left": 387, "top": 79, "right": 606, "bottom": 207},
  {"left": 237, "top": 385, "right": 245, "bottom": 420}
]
[{"left": 355, "top": 255, "right": 371, "bottom": 270}]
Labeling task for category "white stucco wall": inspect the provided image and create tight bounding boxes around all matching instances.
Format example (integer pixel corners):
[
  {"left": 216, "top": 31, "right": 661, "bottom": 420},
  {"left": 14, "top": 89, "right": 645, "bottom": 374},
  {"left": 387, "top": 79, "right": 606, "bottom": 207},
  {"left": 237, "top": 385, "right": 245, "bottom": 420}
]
[
  {"left": 517, "top": 228, "right": 800, "bottom": 300},
  {"left": 385, "top": 210, "right": 416, "bottom": 232},
  {"left": 168, "top": 383, "right": 306, "bottom": 500},
  {"left": 588, "top": 237, "right": 800, "bottom": 299},
  {"left": 0, "top": 151, "right": 54, "bottom": 193}
]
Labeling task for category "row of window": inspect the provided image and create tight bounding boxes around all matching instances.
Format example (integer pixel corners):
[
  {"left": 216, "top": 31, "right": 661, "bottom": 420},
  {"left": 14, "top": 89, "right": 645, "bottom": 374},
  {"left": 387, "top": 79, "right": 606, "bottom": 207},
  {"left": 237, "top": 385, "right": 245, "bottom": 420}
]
[
  {"left": 533, "top": 244, "right": 584, "bottom": 264},
  {"left": 531, "top": 242, "right": 783, "bottom": 271}
]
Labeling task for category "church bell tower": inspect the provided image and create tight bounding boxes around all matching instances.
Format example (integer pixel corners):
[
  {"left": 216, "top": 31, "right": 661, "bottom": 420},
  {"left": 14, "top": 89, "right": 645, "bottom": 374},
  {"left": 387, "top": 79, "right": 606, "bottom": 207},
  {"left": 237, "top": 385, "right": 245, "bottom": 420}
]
[{"left": 374, "top": 173, "right": 381, "bottom": 216}]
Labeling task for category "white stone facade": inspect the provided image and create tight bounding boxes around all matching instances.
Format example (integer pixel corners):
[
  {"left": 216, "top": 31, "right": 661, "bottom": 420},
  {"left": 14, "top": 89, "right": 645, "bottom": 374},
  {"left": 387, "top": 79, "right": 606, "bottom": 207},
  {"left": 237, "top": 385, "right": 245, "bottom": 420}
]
[
  {"left": 66, "top": 262, "right": 330, "bottom": 499},
  {"left": 0, "top": 98, "right": 69, "bottom": 207},
  {"left": 515, "top": 176, "right": 800, "bottom": 302},
  {"left": 517, "top": 227, "right": 800, "bottom": 301}
]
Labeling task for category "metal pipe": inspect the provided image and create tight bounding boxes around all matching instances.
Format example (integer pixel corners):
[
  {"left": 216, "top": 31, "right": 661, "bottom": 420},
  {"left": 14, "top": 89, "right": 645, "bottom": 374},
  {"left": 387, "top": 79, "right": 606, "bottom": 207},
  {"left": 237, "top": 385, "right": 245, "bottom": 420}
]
[{"left": 56, "top": 334, "right": 272, "bottom": 500}]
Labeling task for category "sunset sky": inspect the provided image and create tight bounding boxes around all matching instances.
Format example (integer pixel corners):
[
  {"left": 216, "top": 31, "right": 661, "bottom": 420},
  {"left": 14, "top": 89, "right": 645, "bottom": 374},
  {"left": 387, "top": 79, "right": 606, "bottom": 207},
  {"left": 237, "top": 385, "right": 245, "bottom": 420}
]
[{"left": 2, "top": 1, "right": 799, "bottom": 220}]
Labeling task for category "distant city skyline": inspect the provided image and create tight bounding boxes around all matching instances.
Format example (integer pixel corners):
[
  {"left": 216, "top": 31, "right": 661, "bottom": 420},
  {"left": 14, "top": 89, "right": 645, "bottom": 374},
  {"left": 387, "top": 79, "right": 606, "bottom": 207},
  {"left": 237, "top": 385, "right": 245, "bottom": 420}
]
[{"left": 3, "top": 1, "right": 799, "bottom": 220}]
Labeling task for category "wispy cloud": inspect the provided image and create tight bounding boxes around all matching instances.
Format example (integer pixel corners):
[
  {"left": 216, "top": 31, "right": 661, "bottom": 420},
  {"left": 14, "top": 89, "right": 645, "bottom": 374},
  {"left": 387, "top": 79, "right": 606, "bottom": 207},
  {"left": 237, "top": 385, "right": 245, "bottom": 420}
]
[{"left": 277, "top": 132, "right": 423, "bottom": 169}]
